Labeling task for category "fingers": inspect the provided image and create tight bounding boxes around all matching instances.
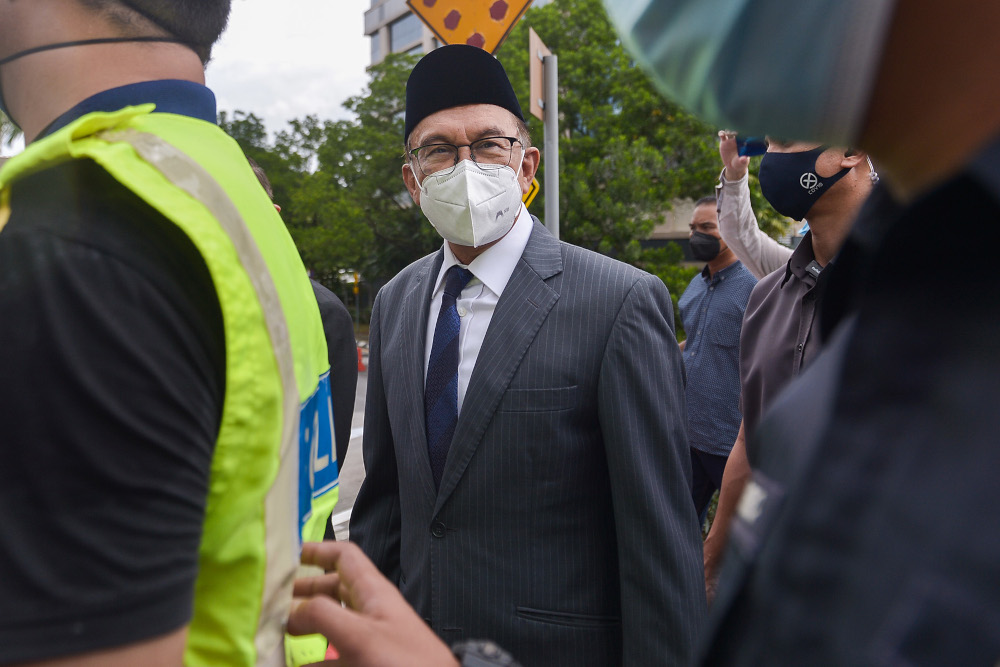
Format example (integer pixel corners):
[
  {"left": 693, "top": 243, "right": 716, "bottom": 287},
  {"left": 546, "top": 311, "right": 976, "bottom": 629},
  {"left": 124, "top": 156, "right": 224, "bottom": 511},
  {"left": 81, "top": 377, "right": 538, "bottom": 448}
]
[
  {"left": 323, "top": 542, "right": 400, "bottom": 612},
  {"left": 300, "top": 540, "right": 351, "bottom": 571},
  {"left": 716, "top": 130, "right": 750, "bottom": 180},
  {"left": 299, "top": 541, "right": 404, "bottom": 615},
  {"left": 293, "top": 572, "right": 343, "bottom": 600},
  {"left": 718, "top": 131, "right": 738, "bottom": 160},
  {"left": 287, "top": 595, "right": 358, "bottom": 641}
]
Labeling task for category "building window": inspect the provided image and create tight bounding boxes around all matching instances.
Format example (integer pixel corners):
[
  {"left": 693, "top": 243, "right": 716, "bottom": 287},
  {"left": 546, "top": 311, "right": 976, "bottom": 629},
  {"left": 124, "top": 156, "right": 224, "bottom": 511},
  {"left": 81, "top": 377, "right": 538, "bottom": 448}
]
[
  {"left": 370, "top": 34, "right": 382, "bottom": 63},
  {"left": 390, "top": 12, "right": 422, "bottom": 52}
]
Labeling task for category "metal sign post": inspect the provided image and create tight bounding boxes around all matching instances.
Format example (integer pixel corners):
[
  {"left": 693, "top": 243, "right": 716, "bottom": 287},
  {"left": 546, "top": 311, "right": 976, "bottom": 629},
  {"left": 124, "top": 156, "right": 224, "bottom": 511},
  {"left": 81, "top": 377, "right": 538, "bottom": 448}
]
[
  {"left": 542, "top": 53, "right": 558, "bottom": 239},
  {"left": 530, "top": 28, "right": 559, "bottom": 239}
]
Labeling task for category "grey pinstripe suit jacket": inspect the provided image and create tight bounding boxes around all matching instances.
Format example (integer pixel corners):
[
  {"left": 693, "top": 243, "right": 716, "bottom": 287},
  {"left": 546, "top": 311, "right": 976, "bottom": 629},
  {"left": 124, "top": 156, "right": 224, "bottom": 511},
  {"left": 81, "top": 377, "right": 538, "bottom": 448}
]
[{"left": 351, "top": 220, "right": 706, "bottom": 666}]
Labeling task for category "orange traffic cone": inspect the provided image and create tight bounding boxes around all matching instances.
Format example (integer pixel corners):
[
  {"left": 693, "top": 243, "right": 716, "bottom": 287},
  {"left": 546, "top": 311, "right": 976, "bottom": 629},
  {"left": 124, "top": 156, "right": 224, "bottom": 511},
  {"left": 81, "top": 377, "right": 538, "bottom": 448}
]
[{"left": 357, "top": 346, "right": 366, "bottom": 372}]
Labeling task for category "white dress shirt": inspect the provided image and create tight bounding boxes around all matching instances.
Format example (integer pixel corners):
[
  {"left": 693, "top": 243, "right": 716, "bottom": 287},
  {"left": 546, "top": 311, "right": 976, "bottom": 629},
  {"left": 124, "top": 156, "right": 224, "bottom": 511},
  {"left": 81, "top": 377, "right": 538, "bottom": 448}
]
[{"left": 424, "top": 203, "right": 533, "bottom": 414}]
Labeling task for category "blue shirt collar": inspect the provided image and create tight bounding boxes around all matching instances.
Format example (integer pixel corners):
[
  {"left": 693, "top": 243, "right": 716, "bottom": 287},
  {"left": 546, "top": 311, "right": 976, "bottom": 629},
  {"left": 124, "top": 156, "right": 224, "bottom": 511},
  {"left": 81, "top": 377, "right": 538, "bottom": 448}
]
[
  {"left": 40, "top": 79, "right": 217, "bottom": 139},
  {"left": 700, "top": 259, "right": 743, "bottom": 283}
]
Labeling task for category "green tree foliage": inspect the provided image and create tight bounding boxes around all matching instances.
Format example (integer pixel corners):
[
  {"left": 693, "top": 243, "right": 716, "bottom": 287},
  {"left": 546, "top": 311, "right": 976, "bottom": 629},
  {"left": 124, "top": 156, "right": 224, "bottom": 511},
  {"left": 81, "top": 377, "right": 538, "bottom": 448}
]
[
  {"left": 637, "top": 244, "right": 699, "bottom": 340},
  {"left": 308, "top": 53, "right": 441, "bottom": 286},
  {"left": 220, "top": 54, "right": 440, "bottom": 291},
  {"left": 498, "top": 0, "right": 790, "bottom": 244},
  {"left": 215, "top": 0, "right": 792, "bottom": 316},
  {"left": 496, "top": 0, "right": 721, "bottom": 263}
]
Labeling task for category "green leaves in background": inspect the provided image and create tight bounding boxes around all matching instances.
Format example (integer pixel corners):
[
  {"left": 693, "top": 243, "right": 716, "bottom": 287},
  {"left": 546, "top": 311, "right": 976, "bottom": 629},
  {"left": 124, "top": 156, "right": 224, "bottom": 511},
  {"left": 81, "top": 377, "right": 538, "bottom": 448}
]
[{"left": 218, "top": 0, "right": 790, "bottom": 322}]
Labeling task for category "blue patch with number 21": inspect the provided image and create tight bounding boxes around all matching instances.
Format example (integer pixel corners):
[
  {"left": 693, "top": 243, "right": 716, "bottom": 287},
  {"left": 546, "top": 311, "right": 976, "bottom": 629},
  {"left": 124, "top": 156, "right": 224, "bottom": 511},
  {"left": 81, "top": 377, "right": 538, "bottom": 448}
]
[{"left": 298, "top": 371, "right": 338, "bottom": 538}]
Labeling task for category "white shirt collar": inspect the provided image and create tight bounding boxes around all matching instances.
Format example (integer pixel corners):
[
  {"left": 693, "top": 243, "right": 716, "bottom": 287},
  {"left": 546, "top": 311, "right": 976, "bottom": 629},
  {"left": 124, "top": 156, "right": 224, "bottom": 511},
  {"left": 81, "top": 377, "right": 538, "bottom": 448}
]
[{"left": 431, "top": 203, "right": 533, "bottom": 299}]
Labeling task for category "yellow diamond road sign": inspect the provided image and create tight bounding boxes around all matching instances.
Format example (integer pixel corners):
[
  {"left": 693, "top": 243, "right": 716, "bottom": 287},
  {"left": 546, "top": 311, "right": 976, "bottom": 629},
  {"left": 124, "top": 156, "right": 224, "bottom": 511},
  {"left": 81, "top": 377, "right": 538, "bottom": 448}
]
[
  {"left": 407, "top": 0, "right": 534, "bottom": 54},
  {"left": 522, "top": 177, "right": 540, "bottom": 209}
]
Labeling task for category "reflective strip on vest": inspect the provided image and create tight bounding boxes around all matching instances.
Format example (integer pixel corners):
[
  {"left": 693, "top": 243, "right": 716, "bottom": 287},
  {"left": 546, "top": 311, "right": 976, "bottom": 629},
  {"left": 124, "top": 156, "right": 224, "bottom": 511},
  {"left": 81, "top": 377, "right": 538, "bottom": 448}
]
[
  {"left": 102, "top": 128, "right": 300, "bottom": 667},
  {"left": 1, "top": 108, "right": 336, "bottom": 666}
]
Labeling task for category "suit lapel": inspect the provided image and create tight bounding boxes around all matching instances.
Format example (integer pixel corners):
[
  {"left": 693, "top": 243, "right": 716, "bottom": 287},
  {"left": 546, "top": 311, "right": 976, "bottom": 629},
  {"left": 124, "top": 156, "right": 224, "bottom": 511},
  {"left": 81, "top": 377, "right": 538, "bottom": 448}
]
[
  {"left": 434, "top": 221, "right": 563, "bottom": 513},
  {"left": 395, "top": 251, "right": 443, "bottom": 498}
]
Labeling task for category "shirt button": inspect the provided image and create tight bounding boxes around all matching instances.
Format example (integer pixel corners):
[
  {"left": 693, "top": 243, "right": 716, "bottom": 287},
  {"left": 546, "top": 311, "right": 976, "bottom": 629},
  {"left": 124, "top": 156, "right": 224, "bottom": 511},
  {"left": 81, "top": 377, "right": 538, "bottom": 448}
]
[
  {"left": 709, "top": 287, "right": 714, "bottom": 291},
  {"left": 797, "top": 343, "right": 804, "bottom": 352},
  {"left": 457, "top": 307, "right": 467, "bottom": 317},
  {"left": 431, "top": 521, "right": 446, "bottom": 538}
]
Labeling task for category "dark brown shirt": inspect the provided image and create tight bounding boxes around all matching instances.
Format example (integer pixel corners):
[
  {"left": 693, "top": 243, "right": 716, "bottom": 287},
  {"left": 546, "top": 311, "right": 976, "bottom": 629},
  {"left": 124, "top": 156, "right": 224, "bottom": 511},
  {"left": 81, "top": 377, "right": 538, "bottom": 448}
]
[{"left": 738, "top": 232, "right": 826, "bottom": 460}]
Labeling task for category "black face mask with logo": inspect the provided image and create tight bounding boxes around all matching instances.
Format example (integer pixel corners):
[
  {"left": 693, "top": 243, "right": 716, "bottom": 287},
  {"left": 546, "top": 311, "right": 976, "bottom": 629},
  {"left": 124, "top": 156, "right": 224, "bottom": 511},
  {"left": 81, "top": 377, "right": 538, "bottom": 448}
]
[
  {"left": 0, "top": 37, "right": 192, "bottom": 128},
  {"left": 758, "top": 146, "right": 851, "bottom": 221},
  {"left": 689, "top": 231, "right": 721, "bottom": 261}
]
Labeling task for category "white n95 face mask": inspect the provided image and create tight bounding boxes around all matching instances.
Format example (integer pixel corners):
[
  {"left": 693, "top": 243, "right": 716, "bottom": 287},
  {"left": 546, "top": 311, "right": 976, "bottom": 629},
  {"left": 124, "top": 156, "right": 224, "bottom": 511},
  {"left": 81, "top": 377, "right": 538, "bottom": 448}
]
[
  {"left": 419, "top": 159, "right": 523, "bottom": 248},
  {"left": 603, "top": 0, "right": 897, "bottom": 146}
]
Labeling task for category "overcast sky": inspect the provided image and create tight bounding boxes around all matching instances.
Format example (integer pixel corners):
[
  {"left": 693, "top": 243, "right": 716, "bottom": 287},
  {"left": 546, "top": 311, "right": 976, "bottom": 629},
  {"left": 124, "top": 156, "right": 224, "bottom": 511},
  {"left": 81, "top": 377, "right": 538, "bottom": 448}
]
[
  {"left": 206, "top": 0, "right": 372, "bottom": 135},
  {"left": 0, "top": 1, "right": 372, "bottom": 156}
]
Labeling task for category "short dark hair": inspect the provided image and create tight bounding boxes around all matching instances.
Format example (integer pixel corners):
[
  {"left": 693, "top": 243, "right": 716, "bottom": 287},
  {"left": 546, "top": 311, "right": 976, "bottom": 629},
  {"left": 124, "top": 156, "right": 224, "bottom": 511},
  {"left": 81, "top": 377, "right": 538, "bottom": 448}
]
[
  {"left": 694, "top": 195, "right": 717, "bottom": 208},
  {"left": 79, "top": 0, "right": 231, "bottom": 64},
  {"left": 246, "top": 157, "right": 274, "bottom": 200}
]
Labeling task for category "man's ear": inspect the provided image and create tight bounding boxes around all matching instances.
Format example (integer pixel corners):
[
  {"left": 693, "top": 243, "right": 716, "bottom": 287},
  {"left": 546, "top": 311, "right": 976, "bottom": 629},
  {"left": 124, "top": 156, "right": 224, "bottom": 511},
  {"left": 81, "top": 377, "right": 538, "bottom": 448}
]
[
  {"left": 518, "top": 146, "right": 540, "bottom": 195},
  {"left": 841, "top": 150, "right": 867, "bottom": 170},
  {"left": 402, "top": 162, "right": 421, "bottom": 205}
]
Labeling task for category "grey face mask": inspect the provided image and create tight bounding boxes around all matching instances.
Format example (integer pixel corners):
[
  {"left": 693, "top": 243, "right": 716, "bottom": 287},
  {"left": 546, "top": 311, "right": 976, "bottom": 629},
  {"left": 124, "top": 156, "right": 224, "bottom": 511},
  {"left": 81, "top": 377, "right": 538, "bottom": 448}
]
[
  {"left": 0, "top": 36, "right": 193, "bottom": 128},
  {"left": 603, "top": 0, "right": 896, "bottom": 146}
]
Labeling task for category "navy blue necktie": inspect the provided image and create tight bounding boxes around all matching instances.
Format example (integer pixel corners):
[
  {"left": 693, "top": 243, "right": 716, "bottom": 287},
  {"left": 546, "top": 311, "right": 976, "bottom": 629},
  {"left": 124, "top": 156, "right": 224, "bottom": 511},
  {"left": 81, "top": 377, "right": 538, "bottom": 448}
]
[{"left": 425, "top": 265, "right": 474, "bottom": 488}]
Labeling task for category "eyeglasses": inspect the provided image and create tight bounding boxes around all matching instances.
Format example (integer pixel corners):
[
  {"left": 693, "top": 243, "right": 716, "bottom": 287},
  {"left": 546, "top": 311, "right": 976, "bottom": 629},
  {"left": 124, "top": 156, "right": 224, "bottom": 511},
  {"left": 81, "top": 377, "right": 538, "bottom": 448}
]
[{"left": 408, "top": 136, "right": 522, "bottom": 176}]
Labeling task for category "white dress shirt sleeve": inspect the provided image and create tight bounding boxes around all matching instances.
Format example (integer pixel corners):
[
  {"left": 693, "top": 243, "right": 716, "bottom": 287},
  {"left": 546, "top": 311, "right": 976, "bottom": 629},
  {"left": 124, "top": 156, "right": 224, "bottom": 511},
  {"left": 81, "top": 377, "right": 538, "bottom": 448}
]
[{"left": 715, "top": 168, "right": 793, "bottom": 279}]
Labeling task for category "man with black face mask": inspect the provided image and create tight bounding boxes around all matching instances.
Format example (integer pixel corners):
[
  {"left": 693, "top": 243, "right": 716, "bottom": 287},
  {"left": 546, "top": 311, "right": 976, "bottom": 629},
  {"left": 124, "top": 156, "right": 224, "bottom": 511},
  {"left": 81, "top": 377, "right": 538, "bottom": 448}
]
[
  {"left": 678, "top": 196, "right": 757, "bottom": 521},
  {"left": 714, "top": 132, "right": 793, "bottom": 279},
  {"left": 701, "top": 138, "right": 875, "bottom": 602}
]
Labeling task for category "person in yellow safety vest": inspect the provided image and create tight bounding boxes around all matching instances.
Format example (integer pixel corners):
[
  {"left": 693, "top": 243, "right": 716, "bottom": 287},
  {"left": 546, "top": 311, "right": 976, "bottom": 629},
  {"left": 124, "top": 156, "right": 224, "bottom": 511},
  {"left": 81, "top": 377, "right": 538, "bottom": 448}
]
[{"left": 0, "top": 1, "right": 337, "bottom": 665}]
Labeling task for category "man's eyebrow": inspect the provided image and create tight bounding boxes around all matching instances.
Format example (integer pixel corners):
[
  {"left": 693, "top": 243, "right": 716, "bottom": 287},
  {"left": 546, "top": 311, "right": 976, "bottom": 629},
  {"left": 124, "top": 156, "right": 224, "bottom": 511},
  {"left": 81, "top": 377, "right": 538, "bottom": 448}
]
[
  {"left": 415, "top": 127, "right": 512, "bottom": 146},
  {"left": 471, "top": 126, "right": 510, "bottom": 140},
  {"left": 414, "top": 133, "right": 452, "bottom": 146}
]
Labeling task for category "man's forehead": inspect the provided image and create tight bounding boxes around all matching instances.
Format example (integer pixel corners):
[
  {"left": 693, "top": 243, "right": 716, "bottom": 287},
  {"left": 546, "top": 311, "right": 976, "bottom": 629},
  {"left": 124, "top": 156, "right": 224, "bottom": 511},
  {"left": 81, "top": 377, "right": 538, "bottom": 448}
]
[
  {"left": 691, "top": 204, "right": 718, "bottom": 222},
  {"left": 410, "top": 104, "right": 518, "bottom": 144}
]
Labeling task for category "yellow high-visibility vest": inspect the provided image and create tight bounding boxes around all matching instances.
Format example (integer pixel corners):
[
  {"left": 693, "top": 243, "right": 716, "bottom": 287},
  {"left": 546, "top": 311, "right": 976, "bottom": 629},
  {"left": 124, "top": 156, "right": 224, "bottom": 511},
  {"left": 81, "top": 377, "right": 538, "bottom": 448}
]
[{"left": 0, "top": 105, "right": 339, "bottom": 666}]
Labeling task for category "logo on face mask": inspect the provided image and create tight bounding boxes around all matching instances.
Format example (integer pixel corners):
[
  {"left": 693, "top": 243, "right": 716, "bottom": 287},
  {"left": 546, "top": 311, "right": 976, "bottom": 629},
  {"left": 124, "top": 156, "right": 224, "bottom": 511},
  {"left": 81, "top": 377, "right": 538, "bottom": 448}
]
[
  {"left": 799, "top": 172, "right": 821, "bottom": 194},
  {"left": 759, "top": 146, "right": 851, "bottom": 221}
]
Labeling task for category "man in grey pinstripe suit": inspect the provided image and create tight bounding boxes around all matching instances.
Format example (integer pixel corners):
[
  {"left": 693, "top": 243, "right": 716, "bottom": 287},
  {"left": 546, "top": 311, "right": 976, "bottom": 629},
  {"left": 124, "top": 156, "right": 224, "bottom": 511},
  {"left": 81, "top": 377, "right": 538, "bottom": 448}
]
[{"left": 350, "top": 45, "right": 706, "bottom": 667}]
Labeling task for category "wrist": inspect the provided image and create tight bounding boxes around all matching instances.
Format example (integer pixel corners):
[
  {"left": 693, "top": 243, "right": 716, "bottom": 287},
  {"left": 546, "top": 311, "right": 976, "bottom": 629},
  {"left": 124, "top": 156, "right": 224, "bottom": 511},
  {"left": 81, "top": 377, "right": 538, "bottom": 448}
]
[{"left": 722, "top": 166, "right": 748, "bottom": 183}]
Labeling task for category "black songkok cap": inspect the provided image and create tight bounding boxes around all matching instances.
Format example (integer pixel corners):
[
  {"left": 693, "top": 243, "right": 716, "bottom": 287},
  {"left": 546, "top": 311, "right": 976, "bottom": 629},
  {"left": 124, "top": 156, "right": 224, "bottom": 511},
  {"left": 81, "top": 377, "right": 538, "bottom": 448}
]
[{"left": 405, "top": 45, "right": 525, "bottom": 143}]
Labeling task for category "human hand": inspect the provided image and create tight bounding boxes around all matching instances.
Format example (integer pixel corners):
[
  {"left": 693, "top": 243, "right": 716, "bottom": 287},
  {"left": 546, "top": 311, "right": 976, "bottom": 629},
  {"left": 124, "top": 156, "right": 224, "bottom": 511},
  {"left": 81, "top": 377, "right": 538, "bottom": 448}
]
[
  {"left": 288, "top": 541, "right": 459, "bottom": 667},
  {"left": 703, "top": 536, "right": 722, "bottom": 607},
  {"left": 718, "top": 130, "right": 750, "bottom": 181}
]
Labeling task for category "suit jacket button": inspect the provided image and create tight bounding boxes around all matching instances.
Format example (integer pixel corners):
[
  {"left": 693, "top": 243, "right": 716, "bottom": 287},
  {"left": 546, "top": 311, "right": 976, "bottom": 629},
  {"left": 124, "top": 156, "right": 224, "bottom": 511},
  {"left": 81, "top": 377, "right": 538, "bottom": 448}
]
[{"left": 431, "top": 521, "right": 446, "bottom": 538}]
